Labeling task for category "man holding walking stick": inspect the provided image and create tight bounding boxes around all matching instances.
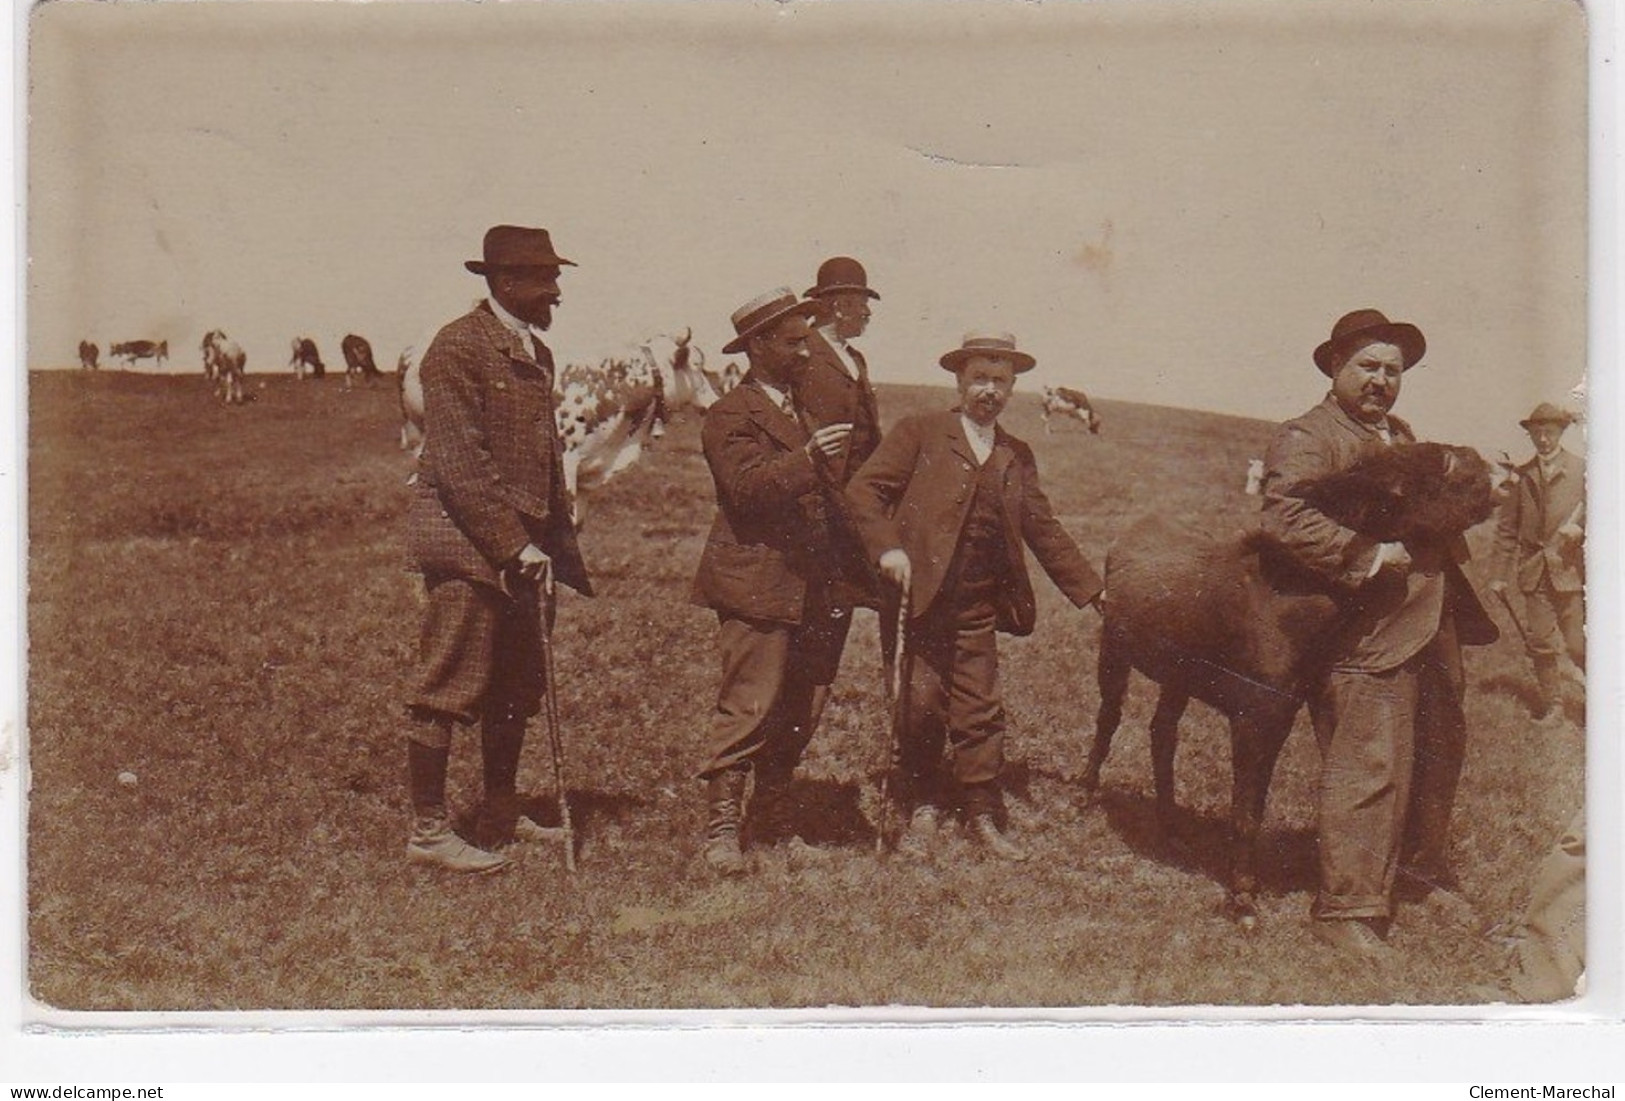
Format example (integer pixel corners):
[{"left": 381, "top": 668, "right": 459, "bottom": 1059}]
[
  {"left": 400, "top": 224, "right": 593, "bottom": 874},
  {"left": 847, "top": 332, "right": 1103, "bottom": 862}
]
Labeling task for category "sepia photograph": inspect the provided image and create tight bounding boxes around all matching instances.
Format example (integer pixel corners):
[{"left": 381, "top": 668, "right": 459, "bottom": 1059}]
[{"left": 15, "top": 0, "right": 1602, "bottom": 1032}]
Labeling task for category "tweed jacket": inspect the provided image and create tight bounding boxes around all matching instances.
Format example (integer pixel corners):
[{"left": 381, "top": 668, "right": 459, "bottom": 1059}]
[
  {"left": 1493, "top": 447, "right": 1585, "bottom": 594},
  {"left": 845, "top": 410, "right": 1103, "bottom": 636},
  {"left": 406, "top": 302, "right": 592, "bottom": 597},
  {"left": 794, "top": 327, "right": 882, "bottom": 485},
  {"left": 1261, "top": 394, "right": 1492, "bottom": 673},
  {"left": 691, "top": 374, "right": 833, "bottom": 625}
]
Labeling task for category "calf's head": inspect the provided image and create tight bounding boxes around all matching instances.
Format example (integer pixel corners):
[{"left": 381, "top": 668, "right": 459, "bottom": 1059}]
[{"left": 1300, "top": 442, "right": 1495, "bottom": 546}]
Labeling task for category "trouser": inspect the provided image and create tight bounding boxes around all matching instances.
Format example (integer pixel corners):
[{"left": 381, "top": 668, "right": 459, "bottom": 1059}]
[
  {"left": 897, "top": 595, "right": 1005, "bottom": 819},
  {"left": 1524, "top": 583, "right": 1585, "bottom": 703},
  {"left": 408, "top": 575, "right": 549, "bottom": 728},
  {"left": 1309, "top": 626, "right": 1466, "bottom": 919},
  {"left": 1513, "top": 807, "right": 1587, "bottom": 1001},
  {"left": 698, "top": 607, "right": 850, "bottom": 782}
]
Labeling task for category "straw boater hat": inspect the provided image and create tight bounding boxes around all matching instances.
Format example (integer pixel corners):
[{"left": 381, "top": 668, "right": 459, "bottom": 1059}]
[
  {"left": 465, "top": 225, "right": 575, "bottom": 275},
  {"left": 1312, "top": 309, "right": 1426, "bottom": 377},
  {"left": 722, "top": 288, "right": 820, "bottom": 355},
  {"left": 804, "top": 257, "right": 881, "bottom": 300},
  {"left": 938, "top": 331, "right": 1036, "bottom": 374},
  {"left": 1519, "top": 402, "right": 1575, "bottom": 430}
]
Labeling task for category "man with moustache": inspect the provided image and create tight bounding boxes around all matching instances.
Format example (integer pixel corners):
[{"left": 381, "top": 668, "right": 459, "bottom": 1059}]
[
  {"left": 846, "top": 332, "right": 1103, "bottom": 861},
  {"left": 1260, "top": 309, "right": 1497, "bottom": 955},
  {"left": 401, "top": 225, "right": 592, "bottom": 874},
  {"left": 691, "top": 288, "right": 855, "bottom": 875},
  {"left": 1490, "top": 403, "right": 1585, "bottom": 719}
]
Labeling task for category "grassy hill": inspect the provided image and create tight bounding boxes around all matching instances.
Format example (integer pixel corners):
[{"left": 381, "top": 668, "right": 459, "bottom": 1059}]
[{"left": 24, "top": 370, "right": 1583, "bottom": 1010}]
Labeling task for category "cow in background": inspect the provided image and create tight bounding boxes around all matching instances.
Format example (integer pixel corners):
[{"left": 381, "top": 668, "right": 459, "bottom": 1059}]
[
  {"left": 703, "top": 359, "right": 744, "bottom": 397},
  {"left": 1041, "top": 385, "right": 1102, "bottom": 435},
  {"left": 341, "top": 334, "right": 380, "bottom": 390},
  {"left": 290, "top": 337, "right": 326, "bottom": 380},
  {"left": 202, "top": 329, "right": 247, "bottom": 405},
  {"left": 78, "top": 341, "right": 99, "bottom": 370},
  {"left": 398, "top": 327, "right": 718, "bottom": 527},
  {"left": 110, "top": 340, "right": 168, "bottom": 368},
  {"left": 1084, "top": 442, "right": 1497, "bottom": 928}
]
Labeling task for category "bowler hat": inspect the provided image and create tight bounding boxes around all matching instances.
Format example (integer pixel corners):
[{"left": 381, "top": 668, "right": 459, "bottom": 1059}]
[
  {"left": 1312, "top": 309, "right": 1426, "bottom": 377},
  {"left": 465, "top": 225, "right": 576, "bottom": 275},
  {"left": 939, "top": 331, "right": 1036, "bottom": 374},
  {"left": 722, "top": 288, "right": 820, "bottom": 355},
  {"left": 804, "top": 256, "right": 880, "bottom": 300},
  {"left": 1519, "top": 402, "right": 1575, "bottom": 430}
]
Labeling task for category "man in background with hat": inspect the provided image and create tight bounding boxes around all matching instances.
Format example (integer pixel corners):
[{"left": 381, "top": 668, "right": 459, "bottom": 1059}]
[
  {"left": 1491, "top": 402, "right": 1585, "bottom": 719},
  {"left": 400, "top": 224, "right": 593, "bottom": 874},
  {"left": 1260, "top": 308, "right": 1497, "bottom": 956},
  {"left": 847, "top": 332, "right": 1103, "bottom": 862},
  {"left": 690, "top": 288, "right": 856, "bottom": 875}
]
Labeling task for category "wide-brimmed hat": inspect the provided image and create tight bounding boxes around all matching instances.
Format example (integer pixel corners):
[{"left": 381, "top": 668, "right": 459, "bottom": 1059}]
[
  {"left": 1519, "top": 402, "right": 1575, "bottom": 430},
  {"left": 804, "top": 256, "right": 880, "bottom": 300},
  {"left": 939, "top": 331, "right": 1036, "bottom": 374},
  {"left": 1312, "top": 309, "right": 1426, "bottom": 377},
  {"left": 465, "top": 225, "right": 576, "bottom": 275},
  {"left": 722, "top": 287, "right": 820, "bottom": 355}
]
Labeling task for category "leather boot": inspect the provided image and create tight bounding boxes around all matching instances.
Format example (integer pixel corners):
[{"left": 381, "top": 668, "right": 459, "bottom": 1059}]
[
  {"left": 408, "top": 811, "right": 512, "bottom": 874},
  {"left": 897, "top": 804, "right": 941, "bottom": 861},
  {"left": 970, "top": 814, "right": 1030, "bottom": 863},
  {"left": 702, "top": 768, "right": 748, "bottom": 876}
]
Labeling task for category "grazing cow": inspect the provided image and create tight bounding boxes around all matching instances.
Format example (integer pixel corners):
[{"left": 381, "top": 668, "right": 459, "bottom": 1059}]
[
  {"left": 290, "top": 337, "right": 326, "bottom": 380},
  {"left": 1244, "top": 458, "right": 1264, "bottom": 496},
  {"left": 1041, "top": 385, "right": 1102, "bottom": 435},
  {"left": 109, "top": 340, "right": 168, "bottom": 368},
  {"left": 78, "top": 341, "right": 99, "bottom": 370},
  {"left": 1083, "top": 442, "right": 1496, "bottom": 927},
  {"left": 398, "top": 328, "right": 718, "bottom": 526},
  {"left": 341, "top": 333, "right": 380, "bottom": 390},
  {"left": 703, "top": 359, "right": 744, "bottom": 397},
  {"left": 202, "top": 329, "right": 247, "bottom": 405}
]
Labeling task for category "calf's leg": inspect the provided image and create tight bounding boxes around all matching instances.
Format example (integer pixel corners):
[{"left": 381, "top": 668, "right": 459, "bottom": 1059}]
[{"left": 1083, "top": 628, "right": 1131, "bottom": 793}]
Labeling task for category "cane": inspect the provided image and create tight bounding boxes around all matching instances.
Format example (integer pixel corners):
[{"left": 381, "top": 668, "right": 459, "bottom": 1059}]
[
  {"left": 1493, "top": 585, "right": 1532, "bottom": 651},
  {"left": 534, "top": 563, "right": 577, "bottom": 873},
  {"left": 876, "top": 585, "right": 911, "bottom": 856}
]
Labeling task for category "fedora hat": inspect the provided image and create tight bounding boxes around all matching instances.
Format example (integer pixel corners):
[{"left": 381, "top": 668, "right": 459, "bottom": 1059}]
[
  {"left": 722, "top": 287, "right": 820, "bottom": 355},
  {"left": 1312, "top": 309, "right": 1426, "bottom": 376},
  {"left": 1519, "top": 402, "right": 1575, "bottom": 430},
  {"left": 939, "top": 331, "right": 1036, "bottom": 374},
  {"left": 804, "top": 256, "right": 880, "bottom": 300},
  {"left": 465, "top": 225, "right": 576, "bottom": 275}
]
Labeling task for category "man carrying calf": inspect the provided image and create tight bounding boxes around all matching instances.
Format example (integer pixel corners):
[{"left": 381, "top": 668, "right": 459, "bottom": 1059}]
[
  {"left": 400, "top": 224, "right": 592, "bottom": 874},
  {"left": 1260, "top": 309, "right": 1497, "bottom": 956}
]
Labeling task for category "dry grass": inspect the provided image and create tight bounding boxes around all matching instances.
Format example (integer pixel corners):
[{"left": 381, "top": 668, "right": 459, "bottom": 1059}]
[{"left": 26, "top": 370, "right": 1583, "bottom": 1011}]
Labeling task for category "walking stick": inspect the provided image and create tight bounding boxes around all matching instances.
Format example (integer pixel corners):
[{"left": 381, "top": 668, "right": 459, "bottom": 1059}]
[
  {"left": 1493, "top": 585, "right": 1532, "bottom": 651},
  {"left": 534, "top": 564, "right": 577, "bottom": 873},
  {"left": 877, "top": 585, "right": 911, "bottom": 856}
]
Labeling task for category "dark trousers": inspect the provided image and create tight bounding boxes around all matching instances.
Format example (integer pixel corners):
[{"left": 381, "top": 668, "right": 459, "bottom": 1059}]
[
  {"left": 699, "top": 607, "right": 851, "bottom": 782},
  {"left": 897, "top": 594, "right": 1005, "bottom": 817},
  {"left": 1309, "top": 624, "right": 1466, "bottom": 919}
]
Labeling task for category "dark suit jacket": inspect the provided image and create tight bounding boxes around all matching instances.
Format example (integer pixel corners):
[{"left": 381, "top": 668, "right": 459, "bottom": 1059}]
[
  {"left": 1494, "top": 447, "right": 1585, "bottom": 593},
  {"left": 845, "top": 410, "right": 1102, "bottom": 636},
  {"left": 406, "top": 302, "right": 592, "bottom": 596},
  {"left": 1261, "top": 394, "right": 1492, "bottom": 673},
  {"left": 794, "top": 327, "right": 881, "bottom": 485},
  {"left": 691, "top": 375, "right": 832, "bottom": 625}
]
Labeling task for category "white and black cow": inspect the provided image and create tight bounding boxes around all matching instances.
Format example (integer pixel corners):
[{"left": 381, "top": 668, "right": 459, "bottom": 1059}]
[
  {"left": 1041, "top": 385, "right": 1101, "bottom": 435},
  {"left": 290, "top": 337, "right": 326, "bottom": 380},
  {"left": 398, "top": 327, "right": 718, "bottom": 528},
  {"left": 202, "top": 329, "right": 247, "bottom": 405},
  {"left": 110, "top": 340, "right": 168, "bottom": 369}
]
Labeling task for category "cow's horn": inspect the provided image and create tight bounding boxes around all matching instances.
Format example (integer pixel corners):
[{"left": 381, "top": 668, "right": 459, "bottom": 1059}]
[
  {"left": 675, "top": 327, "right": 691, "bottom": 346},
  {"left": 1442, "top": 450, "right": 1457, "bottom": 476}
]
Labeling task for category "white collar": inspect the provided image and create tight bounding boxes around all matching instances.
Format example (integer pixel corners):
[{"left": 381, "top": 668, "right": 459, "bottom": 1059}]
[
  {"left": 755, "top": 379, "right": 794, "bottom": 415},
  {"left": 487, "top": 297, "right": 547, "bottom": 352},
  {"left": 960, "top": 413, "right": 997, "bottom": 463}
]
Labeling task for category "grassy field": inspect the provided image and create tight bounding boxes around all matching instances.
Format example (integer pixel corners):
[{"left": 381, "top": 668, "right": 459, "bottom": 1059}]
[{"left": 25, "top": 369, "right": 1584, "bottom": 1011}]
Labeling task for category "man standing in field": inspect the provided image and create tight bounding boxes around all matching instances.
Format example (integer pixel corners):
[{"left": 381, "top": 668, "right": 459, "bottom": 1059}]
[
  {"left": 690, "top": 288, "right": 855, "bottom": 875},
  {"left": 846, "top": 332, "right": 1103, "bottom": 862},
  {"left": 1490, "top": 402, "right": 1585, "bottom": 719},
  {"left": 401, "top": 225, "right": 592, "bottom": 874},
  {"left": 1260, "top": 308, "right": 1497, "bottom": 956}
]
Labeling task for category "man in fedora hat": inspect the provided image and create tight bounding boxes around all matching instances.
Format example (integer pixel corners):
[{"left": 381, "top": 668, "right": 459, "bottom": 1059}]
[
  {"left": 1491, "top": 402, "right": 1585, "bottom": 718},
  {"left": 847, "top": 332, "right": 1103, "bottom": 862},
  {"left": 1260, "top": 308, "right": 1498, "bottom": 956},
  {"left": 690, "top": 287, "right": 855, "bottom": 875},
  {"left": 400, "top": 224, "right": 593, "bottom": 873}
]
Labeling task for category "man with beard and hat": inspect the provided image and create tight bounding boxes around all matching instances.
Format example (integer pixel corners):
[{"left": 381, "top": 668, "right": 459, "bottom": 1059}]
[
  {"left": 400, "top": 224, "right": 592, "bottom": 874},
  {"left": 1491, "top": 402, "right": 1585, "bottom": 719},
  {"left": 846, "top": 332, "right": 1103, "bottom": 862},
  {"left": 1260, "top": 308, "right": 1498, "bottom": 956},
  {"left": 690, "top": 287, "right": 855, "bottom": 876}
]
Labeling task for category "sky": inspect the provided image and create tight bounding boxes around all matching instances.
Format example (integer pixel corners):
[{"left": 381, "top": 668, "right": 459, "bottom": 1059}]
[{"left": 25, "top": 0, "right": 1587, "bottom": 458}]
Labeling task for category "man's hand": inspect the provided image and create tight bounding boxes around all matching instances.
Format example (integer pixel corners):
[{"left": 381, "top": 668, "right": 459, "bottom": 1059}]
[
  {"left": 1557, "top": 522, "right": 1584, "bottom": 546},
  {"left": 805, "top": 422, "right": 854, "bottom": 461},
  {"left": 1369, "top": 541, "right": 1412, "bottom": 578},
  {"left": 513, "top": 543, "right": 554, "bottom": 594},
  {"left": 1489, "top": 579, "right": 1510, "bottom": 595},
  {"left": 878, "top": 548, "right": 911, "bottom": 592}
]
